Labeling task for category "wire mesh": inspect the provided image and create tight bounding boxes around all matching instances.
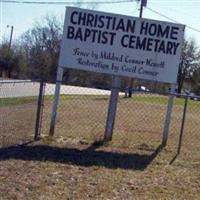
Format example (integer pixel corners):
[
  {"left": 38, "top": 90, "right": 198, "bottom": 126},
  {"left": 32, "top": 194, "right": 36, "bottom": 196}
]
[
  {"left": 41, "top": 83, "right": 111, "bottom": 144},
  {"left": 41, "top": 83, "right": 169, "bottom": 148},
  {"left": 41, "top": 82, "right": 200, "bottom": 162},
  {"left": 1, "top": 79, "right": 199, "bottom": 163},
  {"left": 169, "top": 96, "right": 200, "bottom": 162},
  {"left": 0, "top": 80, "right": 39, "bottom": 147},
  {"left": 114, "top": 92, "right": 168, "bottom": 148}
]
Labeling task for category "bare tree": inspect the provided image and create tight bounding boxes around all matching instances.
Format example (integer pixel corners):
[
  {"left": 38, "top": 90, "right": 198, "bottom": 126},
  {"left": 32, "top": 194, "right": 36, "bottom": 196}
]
[
  {"left": 19, "top": 14, "right": 63, "bottom": 81},
  {"left": 190, "top": 66, "right": 200, "bottom": 93},
  {"left": 177, "top": 39, "right": 200, "bottom": 93},
  {"left": 0, "top": 41, "right": 27, "bottom": 79}
]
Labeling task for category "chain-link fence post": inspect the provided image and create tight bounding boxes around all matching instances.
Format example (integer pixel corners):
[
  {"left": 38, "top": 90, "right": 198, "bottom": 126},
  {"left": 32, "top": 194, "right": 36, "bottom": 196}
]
[
  {"left": 177, "top": 95, "right": 189, "bottom": 154},
  {"left": 34, "top": 80, "right": 45, "bottom": 141}
]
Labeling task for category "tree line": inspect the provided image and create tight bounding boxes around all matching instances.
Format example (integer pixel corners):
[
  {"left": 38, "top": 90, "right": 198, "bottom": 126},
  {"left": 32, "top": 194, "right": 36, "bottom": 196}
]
[{"left": 1, "top": 15, "right": 200, "bottom": 94}]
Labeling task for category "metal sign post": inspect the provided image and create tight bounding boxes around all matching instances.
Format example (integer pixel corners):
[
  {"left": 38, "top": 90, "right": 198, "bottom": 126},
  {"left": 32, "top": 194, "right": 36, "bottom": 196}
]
[
  {"left": 104, "top": 76, "right": 121, "bottom": 142},
  {"left": 162, "top": 84, "right": 176, "bottom": 146},
  {"left": 49, "top": 67, "right": 64, "bottom": 136}
]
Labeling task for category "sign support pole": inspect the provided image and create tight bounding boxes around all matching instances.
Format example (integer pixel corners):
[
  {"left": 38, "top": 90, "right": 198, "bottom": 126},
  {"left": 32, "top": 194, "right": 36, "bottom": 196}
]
[
  {"left": 49, "top": 67, "right": 64, "bottom": 136},
  {"left": 162, "top": 84, "right": 176, "bottom": 146},
  {"left": 104, "top": 76, "right": 121, "bottom": 142},
  {"left": 128, "top": 0, "right": 147, "bottom": 97}
]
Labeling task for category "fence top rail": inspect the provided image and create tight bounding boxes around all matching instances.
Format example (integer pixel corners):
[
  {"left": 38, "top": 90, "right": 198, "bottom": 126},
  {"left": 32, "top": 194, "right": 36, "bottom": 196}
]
[
  {"left": 131, "top": 90, "right": 200, "bottom": 100},
  {"left": 0, "top": 80, "right": 38, "bottom": 84},
  {"left": 172, "top": 93, "right": 200, "bottom": 100}
]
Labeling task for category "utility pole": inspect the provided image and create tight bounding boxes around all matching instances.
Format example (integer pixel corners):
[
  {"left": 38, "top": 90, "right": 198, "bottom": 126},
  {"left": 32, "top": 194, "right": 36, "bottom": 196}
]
[
  {"left": 7, "top": 25, "right": 14, "bottom": 50},
  {"left": 139, "top": 0, "right": 147, "bottom": 18},
  {"left": 6, "top": 25, "right": 14, "bottom": 78},
  {"left": 128, "top": 0, "right": 147, "bottom": 97}
]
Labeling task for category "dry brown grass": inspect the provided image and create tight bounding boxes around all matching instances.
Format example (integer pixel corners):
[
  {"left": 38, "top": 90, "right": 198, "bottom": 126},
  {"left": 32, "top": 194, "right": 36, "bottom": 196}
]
[{"left": 0, "top": 94, "right": 200, "bottom": 200}]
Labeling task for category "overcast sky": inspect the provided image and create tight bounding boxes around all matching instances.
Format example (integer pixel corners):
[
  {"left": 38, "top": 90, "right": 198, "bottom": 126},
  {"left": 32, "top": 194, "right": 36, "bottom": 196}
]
[{"left": 1, "top": 0, "right": 200, "bottom": 45}]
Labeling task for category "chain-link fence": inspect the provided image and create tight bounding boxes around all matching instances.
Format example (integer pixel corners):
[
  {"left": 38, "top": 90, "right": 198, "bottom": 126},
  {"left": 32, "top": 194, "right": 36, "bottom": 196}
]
[
  {"left": 0, "top": 80, "right": 40, "bottom": 147},
  {"left": 0, "top": 79, "right": 199, "bottom": 164},
  {"left": 41, "top": 82, "right": 200, "bottom": 161},
  {"left": 41, "top": 83, "right": 112, "bottom": 144},
  {"left": 169, "top": 95, "right": 200, "bottom": 163},
  {"left": 114, "top": 93, "right": 168, "bottom": 148}
]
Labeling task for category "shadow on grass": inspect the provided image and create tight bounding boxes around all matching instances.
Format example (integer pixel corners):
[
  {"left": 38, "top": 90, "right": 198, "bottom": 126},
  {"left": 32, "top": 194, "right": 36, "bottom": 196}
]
[{"left": 0, "top": 142, "right": 163, "bottom": 170}]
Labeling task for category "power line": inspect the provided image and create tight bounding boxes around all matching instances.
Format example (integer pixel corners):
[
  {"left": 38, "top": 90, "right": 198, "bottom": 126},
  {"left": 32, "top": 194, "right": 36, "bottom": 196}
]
[
  {"left": 156, "top": 6, "right": 199, "bottom": 21},
  {"left": 146, "top": 6, "right": 200, "bottom": 34},
  {"left": 2, "top": 0, "right": 200, "bottom": 33},
  {"left": 150, "top": 0, "right": 200, "bottom": 2},
  {"left": 0, "top": 0, "right": 136, "bottom": 4},
  {"left": 146, "top": 6, "right": 179, "bottom": 23}
]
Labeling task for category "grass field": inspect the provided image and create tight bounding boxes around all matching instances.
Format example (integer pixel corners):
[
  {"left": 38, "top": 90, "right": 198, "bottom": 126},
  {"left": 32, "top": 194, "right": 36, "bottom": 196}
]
[{"left": 0, "top": 94, "right": 200, "bottom": 199}]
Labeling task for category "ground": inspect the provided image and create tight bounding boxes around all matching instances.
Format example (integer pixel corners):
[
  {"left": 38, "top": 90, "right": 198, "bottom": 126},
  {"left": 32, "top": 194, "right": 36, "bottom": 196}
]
[{"left": 0, "top": 94, "right": 200, "bottom": 199}]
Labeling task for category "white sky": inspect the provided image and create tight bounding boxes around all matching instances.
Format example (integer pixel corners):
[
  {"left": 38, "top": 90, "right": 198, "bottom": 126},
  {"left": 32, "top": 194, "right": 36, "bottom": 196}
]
[{"left": 1, "top": 0, "right": 200, "bottom": 46}]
